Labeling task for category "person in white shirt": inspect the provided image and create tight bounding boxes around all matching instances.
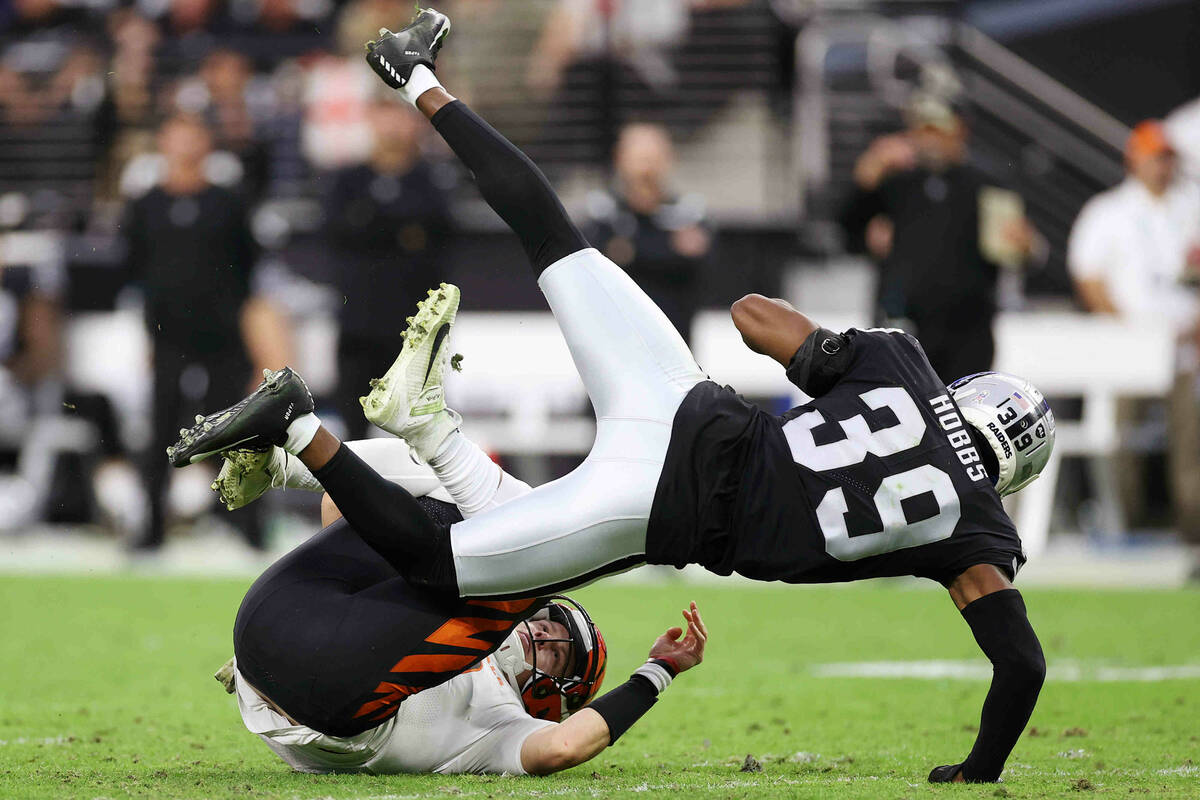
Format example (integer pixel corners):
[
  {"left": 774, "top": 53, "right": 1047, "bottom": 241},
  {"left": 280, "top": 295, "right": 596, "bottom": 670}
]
[
  {"left": 1166, "top": 97, "right": 1200, "bottom": 182},
  {"left": 213, "top": 432, "right": 707, "bottom": 775},
  {"left": 1067, "top": 119, "right": 1200, "bottom": 577}
]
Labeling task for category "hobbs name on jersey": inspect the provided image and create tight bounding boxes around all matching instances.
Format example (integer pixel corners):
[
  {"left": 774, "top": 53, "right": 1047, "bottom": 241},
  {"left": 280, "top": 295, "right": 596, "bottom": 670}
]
[{"left": 929, "top": 394, "right": 988, "bottom": 483}]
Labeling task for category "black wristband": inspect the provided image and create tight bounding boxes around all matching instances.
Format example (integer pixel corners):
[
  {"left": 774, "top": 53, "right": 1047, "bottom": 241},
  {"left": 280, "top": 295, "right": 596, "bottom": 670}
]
[{"left": 588, "top": 674, "right": 658, "bottom": 744}]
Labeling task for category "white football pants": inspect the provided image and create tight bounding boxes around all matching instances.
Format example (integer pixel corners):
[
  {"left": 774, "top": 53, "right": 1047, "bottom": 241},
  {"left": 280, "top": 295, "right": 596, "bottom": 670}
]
[{"left": 447, "top": 248, "right": 707, "bottom": 597}]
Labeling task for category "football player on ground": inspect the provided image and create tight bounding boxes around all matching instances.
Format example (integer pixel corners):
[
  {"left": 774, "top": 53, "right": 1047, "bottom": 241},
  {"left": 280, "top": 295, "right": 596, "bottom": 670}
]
[
  {"left": 169, "top": 8, "right": 1051, "bottom": 783},
  {"left": 212, "top": 425, "right": 707, "bottom": 775}
]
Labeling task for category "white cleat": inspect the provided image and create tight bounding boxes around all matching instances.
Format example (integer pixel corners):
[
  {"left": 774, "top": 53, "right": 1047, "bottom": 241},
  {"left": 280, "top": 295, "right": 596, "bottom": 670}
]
[{"left": 361, "top": 283, "right": 463, "bottom": 461}]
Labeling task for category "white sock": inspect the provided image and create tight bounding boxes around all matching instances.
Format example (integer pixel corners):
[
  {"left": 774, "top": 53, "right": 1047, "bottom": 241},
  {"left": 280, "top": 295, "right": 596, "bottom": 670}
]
[
  {"left": 400, "top": 64, "right": 446, "bottom": 107},
  {"left": 283, "top": 413, "right": 321, "bottom": 456},
  {"left": 429, "top": 431, "right": 530, "bottom": 518}
]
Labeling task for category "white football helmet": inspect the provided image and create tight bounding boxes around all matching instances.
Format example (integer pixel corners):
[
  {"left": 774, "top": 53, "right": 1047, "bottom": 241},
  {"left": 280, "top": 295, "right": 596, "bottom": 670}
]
[{"left": 949, "top": 371, "right": 1055, "bottom": 496}]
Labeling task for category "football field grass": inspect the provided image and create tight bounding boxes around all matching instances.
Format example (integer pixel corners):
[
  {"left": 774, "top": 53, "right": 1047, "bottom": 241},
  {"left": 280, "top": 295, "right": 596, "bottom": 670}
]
[{"left": 1, "top": 574, "right": 1197, "bottom": 799}]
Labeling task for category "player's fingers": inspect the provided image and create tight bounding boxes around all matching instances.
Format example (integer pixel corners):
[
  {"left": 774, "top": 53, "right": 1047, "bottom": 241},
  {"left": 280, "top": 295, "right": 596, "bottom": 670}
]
[
  {"left": 690, "top": 604, "right": 708, "bottom": 639},
  {"left": 663, "top": 626, "right": 684, "bottom": 641}
]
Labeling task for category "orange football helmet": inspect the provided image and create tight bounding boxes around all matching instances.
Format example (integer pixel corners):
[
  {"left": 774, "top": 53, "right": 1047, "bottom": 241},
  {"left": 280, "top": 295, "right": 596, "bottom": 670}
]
[{"left": 519, "top": 595, "right": 607, "bottom": 721}]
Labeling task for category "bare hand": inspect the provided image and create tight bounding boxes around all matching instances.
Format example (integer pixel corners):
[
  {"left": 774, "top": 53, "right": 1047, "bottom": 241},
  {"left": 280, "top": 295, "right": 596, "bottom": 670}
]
[
  {"left": 854, "top": 134, "right": 916, "bottom": 190},
  {"left": 647, "top": 601, "right": 707, "bottom": 674},
  {"left": 671, "top": 225, "right": 711, "bottom": 259},
  {"left": 865, "top": 214, "right": 894, "bottom": 260},
  {"left": 1000, "top": 217, "right": 1036, "bottom": 256}
]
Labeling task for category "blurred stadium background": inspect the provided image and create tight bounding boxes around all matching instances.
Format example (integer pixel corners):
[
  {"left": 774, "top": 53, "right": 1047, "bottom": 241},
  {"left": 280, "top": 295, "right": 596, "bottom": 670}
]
[{"left": 1, "top": 0, "right": 1199, "bottom": 587}]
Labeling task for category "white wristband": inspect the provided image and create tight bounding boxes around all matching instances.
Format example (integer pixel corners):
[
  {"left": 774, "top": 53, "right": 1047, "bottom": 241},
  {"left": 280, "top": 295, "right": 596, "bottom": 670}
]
[
  {"left": 634, "top": 660, "right": 673, "bottom": 694},
  {"left": 400, "top": 64, "right": 444, "bottom": 107}
]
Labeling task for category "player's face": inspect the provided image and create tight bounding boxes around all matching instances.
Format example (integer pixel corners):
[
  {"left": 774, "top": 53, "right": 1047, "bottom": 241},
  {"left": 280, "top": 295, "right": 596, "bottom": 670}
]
[{"left": 518, "top": 620, "right": 574, "bottom": 679}]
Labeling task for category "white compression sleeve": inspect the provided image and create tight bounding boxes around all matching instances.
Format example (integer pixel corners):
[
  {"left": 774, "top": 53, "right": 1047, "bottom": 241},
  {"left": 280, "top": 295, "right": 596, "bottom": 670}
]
[{"left": 429, "top": 431, "right": 532, "bottom": 518}]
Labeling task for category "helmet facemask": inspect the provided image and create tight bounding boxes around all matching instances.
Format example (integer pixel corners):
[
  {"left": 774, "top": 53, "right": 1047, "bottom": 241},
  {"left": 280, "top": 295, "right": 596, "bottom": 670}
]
[{"left": 517, "top": 595, "right": 607, "bottom": 721}]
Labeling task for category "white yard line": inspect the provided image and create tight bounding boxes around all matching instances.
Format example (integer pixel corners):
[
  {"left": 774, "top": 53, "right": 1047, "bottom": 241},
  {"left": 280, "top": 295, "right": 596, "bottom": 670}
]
[{"left": 812, "top": 660, "right": 1200, "bottom": 682}]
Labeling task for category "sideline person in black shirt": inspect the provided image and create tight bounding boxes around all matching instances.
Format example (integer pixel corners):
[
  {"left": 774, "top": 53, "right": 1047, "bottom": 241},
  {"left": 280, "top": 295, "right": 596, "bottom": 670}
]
[
  {"left": 324, "top": 99, "right": 450, "bottom": 439},
  {"left": 123, "top": 112, "right": 287, "bottom": 551},
  {"left": 584, "top": 123, "right": 711, "bottom": 342},
  {"left": 169, "top": 18, "right": 1053, "bottom": 783},
  {"left": 839, "top": 98, "right": 1036, "bottom": 383}
]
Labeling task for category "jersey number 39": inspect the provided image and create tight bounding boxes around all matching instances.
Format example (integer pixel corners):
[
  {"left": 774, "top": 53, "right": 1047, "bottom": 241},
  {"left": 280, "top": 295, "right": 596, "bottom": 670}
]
[{"left": 783, "top": 387, "right": 961, "bottom": 561}]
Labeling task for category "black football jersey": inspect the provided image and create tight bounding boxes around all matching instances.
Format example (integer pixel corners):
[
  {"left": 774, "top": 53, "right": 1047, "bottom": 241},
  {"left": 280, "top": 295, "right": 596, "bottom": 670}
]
[{"left": 646, "top": 327, "right": 1024, "bottom": 586}]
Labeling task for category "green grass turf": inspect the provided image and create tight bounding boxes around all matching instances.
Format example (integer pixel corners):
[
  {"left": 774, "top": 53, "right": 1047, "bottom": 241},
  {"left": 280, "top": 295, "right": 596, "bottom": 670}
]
[{"left": 1, "top": 575, "right": 1198, "bottom": 799}]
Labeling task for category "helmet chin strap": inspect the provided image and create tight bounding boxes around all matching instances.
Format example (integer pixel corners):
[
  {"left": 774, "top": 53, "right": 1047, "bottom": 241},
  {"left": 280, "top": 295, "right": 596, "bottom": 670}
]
[
  {"left": 492, "top": 628, "right": 533, "bottom": 690},
  {"left": 520, "top": 620, "right": 536, "bottom": 680}
]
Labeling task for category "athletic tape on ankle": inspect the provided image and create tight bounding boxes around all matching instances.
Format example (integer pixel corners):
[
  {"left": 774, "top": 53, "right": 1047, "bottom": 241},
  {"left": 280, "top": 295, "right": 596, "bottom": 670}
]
[
  {"left": 283, "top": 413, "right": 321, "bottom": 456},
  {"left": 400, "top": 64, "right": 443, "bottom": 106}
]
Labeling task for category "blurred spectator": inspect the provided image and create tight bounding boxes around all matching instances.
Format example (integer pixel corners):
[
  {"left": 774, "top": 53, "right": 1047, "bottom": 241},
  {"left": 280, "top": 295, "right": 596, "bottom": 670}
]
[
  {"left": 297, "top": 1, "right": 405, "bottom": 172},
  {"left": 165, "top": 0, "right": 223, "bottom": 36},
  {"left": 584, "top": 123, "right": 711, "bottom": 341},
  {"left": 0, "top": 1, "right": 109, "bottom": 224},
  {"left": 0, "top": 211, "right": 133, "bottom": 529},
  {"left": 1, "top": 0, "right": 93, "bottom": 35},
  {"left": 525, "top": 0, "right": 692, "bottom": 165},
  {"left": 300, "top": 53, "right": 377, "bottom": 170},
  {"left": 172, "top": 48, "right": 272, "bottom": 199},
  {"left": 839, "top": 95, "right": 1038, "bottom": 384},
  {"left": 0, "top": 223, "right": 68, "bottom": 522},
  {"left": 423, "top": 0, "right": 557, "bottom": 134},
  {"left": 121, "top": 113, "right": 291, "bottom": 552},
  {"left": 1067, "top": 120, "right": 1200, "bottom": 577},
  {"left": 1165, "top": 97, "right": 1200, "bottom": 181},
  {"left": 526, "top": 0, "right": 689, "bottom": 99},
  {"left": 105, "top": 9, "right": 161, "bottom": 131},
  {"left": 247, "top": 0, "right": 330, "bottom": 37},
  {"left": 323, "top": 99, "right": 451, "bottom": 439},
  {"left": 337, "top": 0, "right": 413, "bottom": 57}
]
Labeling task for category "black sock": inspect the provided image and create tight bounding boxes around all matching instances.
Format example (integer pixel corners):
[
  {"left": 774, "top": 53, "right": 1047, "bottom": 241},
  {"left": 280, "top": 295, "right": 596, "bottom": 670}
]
[
  {"left": 313, "top": 444, "right": 459, "bottom": 596},
  {"left": 957, "top": 589, "right": 1046, "bottom": 781},
  {"left": 431, "top": 100, "right": 588, "bottom": 276}
]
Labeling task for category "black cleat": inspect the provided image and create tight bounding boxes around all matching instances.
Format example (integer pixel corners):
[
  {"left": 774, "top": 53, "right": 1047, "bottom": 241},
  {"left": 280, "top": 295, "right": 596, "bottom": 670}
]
[
  {"left": 167, "top": 367, "right": 314, "bottom": 468},
  {"left": 365, "top": 7, "right": 451, "bottom": 90}
]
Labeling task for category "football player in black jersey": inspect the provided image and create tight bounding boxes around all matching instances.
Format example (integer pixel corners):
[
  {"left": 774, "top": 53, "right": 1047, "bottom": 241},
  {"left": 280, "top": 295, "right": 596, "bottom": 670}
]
[{"left": 168, "top": 8, "right": 1053, "bottom": 784}]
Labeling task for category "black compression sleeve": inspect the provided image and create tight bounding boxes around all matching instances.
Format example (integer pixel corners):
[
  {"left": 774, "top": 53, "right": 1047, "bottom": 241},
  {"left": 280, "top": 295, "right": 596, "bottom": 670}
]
[
  {"left": 587, "top": 674, "right": 658, "bottom": 744},
  {"left": 313, "top": 444, "right": 459, "bottom": 596},
  {"left": 430, "top": 100, "right": 588, "bottom": 276},
  {"left": 951, "top": 589, "right": 1046, "bottom": 782}
]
